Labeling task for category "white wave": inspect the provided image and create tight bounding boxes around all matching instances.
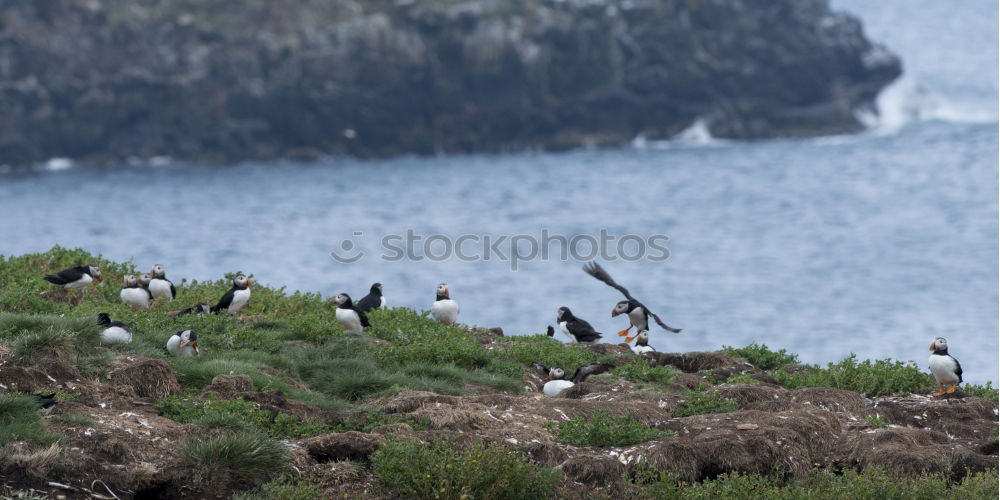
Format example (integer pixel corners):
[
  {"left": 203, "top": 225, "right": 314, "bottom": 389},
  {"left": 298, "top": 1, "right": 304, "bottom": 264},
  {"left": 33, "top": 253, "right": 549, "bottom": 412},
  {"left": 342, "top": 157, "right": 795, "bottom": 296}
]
[
  {"left": 859, "top": 76, "right": 998, "bottom": 134},
  {"left": 632, "top": 118, "right": 730, "bottom": 150},
  {"left": 42, "top": 157, "right": 75, "bottom": 171}
]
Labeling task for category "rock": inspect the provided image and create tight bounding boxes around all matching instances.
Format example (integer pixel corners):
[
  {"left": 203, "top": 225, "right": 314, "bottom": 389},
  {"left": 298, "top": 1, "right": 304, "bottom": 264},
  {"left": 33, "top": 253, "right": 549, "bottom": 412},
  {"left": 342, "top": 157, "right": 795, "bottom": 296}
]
[
  {"left": 300, "top": 431, "right": 386, "bottom": 462},
  {"left": 0, "top": 0, "right": 899, "bottom": 166},
  {"left": 199, "top": 374, "right": 254, "bottom": 399}
]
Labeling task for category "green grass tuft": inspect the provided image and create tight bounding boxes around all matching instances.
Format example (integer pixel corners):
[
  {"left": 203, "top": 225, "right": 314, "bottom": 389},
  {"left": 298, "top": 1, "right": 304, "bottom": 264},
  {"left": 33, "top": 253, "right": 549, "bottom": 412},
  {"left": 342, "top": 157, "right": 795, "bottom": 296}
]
[
  {"left": 0, "top": 394, "right": 60, "bottom": 446},
  {"left": 770, "top": 354, "right": 933, "bottom": 397},
  {"left": 721, "top": 343, "right": 799, "bottom": 371},
  {"left": 179, "top": 431, "right": 288, "bottom": 485},
  {"left": 156, "top": 394, "right": 330, "bottom": 438},
  {"left": 671, "top": 387, "right": 738, "bottom": 417},
  {"left": 612, "top": 360, "right": 682, "bottom": 386},
  {"left": 546, "top": 410, "right": 674, "bottom": 447},
  {"left": 233, "top": 474, "right": 325, "bottom": 500}
]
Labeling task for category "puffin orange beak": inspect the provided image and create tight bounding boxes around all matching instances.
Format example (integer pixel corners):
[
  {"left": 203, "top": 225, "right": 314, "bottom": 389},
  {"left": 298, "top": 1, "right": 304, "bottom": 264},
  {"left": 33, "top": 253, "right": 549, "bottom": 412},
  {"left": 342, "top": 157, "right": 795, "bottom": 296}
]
[
  {"left": 247, "top": 279, "right": 252, "bottom": 287},
  {"left": 611, "top": 309, "right": 620, "bottom": 317},
  {"left": 929, "top": 342, "right": 935, "bottom": 351}
]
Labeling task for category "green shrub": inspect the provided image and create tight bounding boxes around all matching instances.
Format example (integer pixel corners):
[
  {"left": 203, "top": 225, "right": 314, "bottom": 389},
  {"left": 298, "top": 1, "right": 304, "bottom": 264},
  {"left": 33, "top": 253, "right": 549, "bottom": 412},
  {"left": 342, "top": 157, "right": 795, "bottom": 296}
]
[
  {"left": 613, "top": 360, "right": 683, "bottom": 386},
  {"left": 671, "top": 387, "right": 738, "bottom": 418},
  {"left": 721, "top": 343, "right": 799, "bottom": 371},
  {"left": 963, "top": 381, "right": 999, "bottom": 403},
  {"left": 546, "top": 410, "right": 674, "bottom": 447},
  {"left": 504, "top": 334, "right": 598, "bottom": 371},
  {"left": 156, "top": 394, "right": 330, "bottom": 438},
  {"left": 333, "top": 410, "right": 431, "bottom": 433},
  {"left": 724, "top": 373, "right": 761, "bottom": 385},
  {"left": 865, "top": 414, "right": 889, "bottom": 428},
  {"left": 179, "top": 431, "right": 287, "bottom": 485},
  {"left": 771, "top": 355, "right": 933, "bottom": 397},
  {"left": 232, "top": 474, "right": 325, "bottom": 500},
  {"left": 49, "top": 413, "right": 96, "bottom": 426},
  {"left": 0, "top": 394, "right": 59, "bottom": 446},
  {"left": 371, "top": 438, "right": 561, "bottom": 500}
]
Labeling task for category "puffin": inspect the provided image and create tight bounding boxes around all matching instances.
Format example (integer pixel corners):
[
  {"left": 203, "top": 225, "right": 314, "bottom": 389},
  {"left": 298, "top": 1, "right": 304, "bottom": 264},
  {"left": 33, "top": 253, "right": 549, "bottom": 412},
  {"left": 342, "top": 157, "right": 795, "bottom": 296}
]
[
  {"left": 30, "top": 392, "right": 58, "bottom": 413},
  {"left": 432, "top": 283, "right": 460, "bottom": 325},
  {"left": 97, "top": 312, "right": 132, "bottom": 344},
  {"left": 211, "top": 275, "right": 252, "bottom": 315},
  {"left": 546, "top": 325, "right": 556, "bottom": 337},
  {"left": 532, "top": 361, "right": 613, "bottom": 397},
  {"left": 148, "top": 264, "right": 177, "bottom": 301},
  {"left": 355, "top": 283, "right": 386, "bottom": 313},
  {"left": 584, "top": 262, "right": 681, "bottom": 340},
  {"left": 171, "top": 303, "right": 212, "bottom": 317},
  {"left": 166, "top": 330, "right": 199, "bottom": 356},
  {"left": 119, "top": 274, "right": 153, "bottom": 310},
  {"left": 44, "top": 265, "right": 102, "bottom": 290},
  {"left": 928, "top": 337, "right": 963, "bottom": 396},
  {"left": 330, "top": 293, "right": 370, "bottom": 333},
  {"left": 556, "top": 307, "right": 603, "bottom": 344},
  {"left": 630, "top": 329, "right": 656, "bottom": 354},
  {"left": 139, "top": 272, "right": 153, "bottom": 290}
]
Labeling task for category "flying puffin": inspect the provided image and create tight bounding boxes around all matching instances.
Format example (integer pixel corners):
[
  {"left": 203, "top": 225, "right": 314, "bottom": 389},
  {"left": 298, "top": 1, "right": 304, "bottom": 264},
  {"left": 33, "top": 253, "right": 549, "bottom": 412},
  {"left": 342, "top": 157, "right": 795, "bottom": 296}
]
[
  {"left": 356, "top": 283, "right": 386, "bottom": 313},
  {"left": 148, "top": 264, "right": 177, "bottom": 301},
  {"left": 44, "top": 265, "right": 102, "bottom": 290},
  {"left": 170, "top": 303, "right": 212, "bottom": 317},
  {"left": 211, "top": 275, "right": 252, "bottom": 315},
  {"left": 630, "top": 329, "right": 655, "bottom": 354},
  {"left": 584, "top": 262, "right": 681, "bottom": 340},
  {"left": 432, "top": 283, "right": 460, "bottom": 325},
  {"left": 119, "top": 274, "right": 153, "bottom": 310},
  {"left": 532, "top": 361, "right": 613, "bottom": 397},
  {"left": 166, "top": 330, "right": 199, "bottom": 356},
  {"left": 97, "top": 312, "right": 132, "bottom": 344},
  {"left": 928, "top": 337, "right": 963, "bottom": 396},
  {"left": 330, "top": 293, "right": 370, "bottom": 333},
  {"left": 556, "top": 307, "right": 603, "bottom": 344}
]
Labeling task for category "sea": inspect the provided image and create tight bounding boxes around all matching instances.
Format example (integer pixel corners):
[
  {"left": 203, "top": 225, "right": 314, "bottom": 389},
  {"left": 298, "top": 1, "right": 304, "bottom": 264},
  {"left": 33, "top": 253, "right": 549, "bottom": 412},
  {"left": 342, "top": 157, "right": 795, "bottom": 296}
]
[{"left": 1, "top": 0, "right": 996, "bottom": 382}]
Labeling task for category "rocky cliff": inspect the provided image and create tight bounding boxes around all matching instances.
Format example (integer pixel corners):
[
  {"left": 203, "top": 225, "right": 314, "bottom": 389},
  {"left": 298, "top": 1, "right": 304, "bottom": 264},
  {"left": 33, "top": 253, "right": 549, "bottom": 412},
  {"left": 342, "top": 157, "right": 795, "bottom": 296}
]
[{"left": 0, "top": 0, "right": 900, "bottom": 165}]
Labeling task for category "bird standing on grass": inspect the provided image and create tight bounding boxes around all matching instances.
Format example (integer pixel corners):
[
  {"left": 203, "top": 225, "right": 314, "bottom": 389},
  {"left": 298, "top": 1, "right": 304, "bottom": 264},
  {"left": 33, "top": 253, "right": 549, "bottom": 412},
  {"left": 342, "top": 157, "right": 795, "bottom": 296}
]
[
  {"left": 532, "top": 361, "right": 613, "bottom": 397},
  {"left": 120, "top": 274, "right": 152, "bottom": 310},
  {"left": 166, "top": 330, "right": 199, "bottom": 356},
  {"left": 148, "top": 264, "right": 176, "bottom": 301},
  {"left": 928, "top": 337, "right": 962, "bottom": 396},
  {"left": 212, "top": 275, "right": 252, "bottom": 315},
  {"left": 97, "top": 312, "right": 132, "bottom": 344},
  {"left": 356, "top": 283, "right": 386, "bottom": 313},
  {"left": 44, "top": 265, "right": 102, "bottom": 296},
  {"left": 432, "top": 283, "right": 460, "bottom": 325},
  {"left": 556, "top": 307, "right": 603, "bottom": 344},
  {"left": 330, "top": 293, "right": 370, "bottom": 333},
  {"left": 583, "top": 262, "right": 681, "bottom": 341}
]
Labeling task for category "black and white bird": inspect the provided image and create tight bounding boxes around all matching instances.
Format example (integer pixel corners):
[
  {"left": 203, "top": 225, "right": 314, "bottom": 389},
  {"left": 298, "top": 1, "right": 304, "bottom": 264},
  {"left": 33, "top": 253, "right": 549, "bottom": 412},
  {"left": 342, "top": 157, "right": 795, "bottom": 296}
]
[
  {"left": 356, "top": 283, "right": 386, "bottom": 313},
  {"left": 432, "top": 283, "right": 460, "bottom": 325},
  {"left": 532, "top": 361, "right": 613, "bottom": 397},
  {"left": 44, "top": 265, "right": 102, "bottom": 290},
  {"left": 330, "top": 293, "right": 370, "bottom": 333},
  {"left": 148, "top": 264, "right": 176, "bottom": 301},
  {"left": 166, "top": 330, "right": 199, "bottom": 356},
  {"left": 630, "top": 329, "right": 655, "bottom": 354},
  {"left": 139, "top": 272, "right": 153, "bottom": 290},
  {"left": 928, "top": 337, "right": 963, "bottom": 396},
  {"left": 546, "top": 325, "right": 556, "bottom": 337},
  {"left": 120, "top": 274, "right": 153, "bottom": 310},
  {"left": 30, "top": 392, "right": 58, "bottom": 413},
  {"left": 584, "top": 262, "right": 681, "bottom": 341},
  {"left": 171, "top": 303, "right": 211, "bottom": 317},
  {"left": 556, "top": 307, "right": 603, "bottom": 344},
  {"left": 97, "top": 312, "right": 132, "bottom": 344},
  {"left": 211, "top": 275, "right": 252, "bottom": 315}
]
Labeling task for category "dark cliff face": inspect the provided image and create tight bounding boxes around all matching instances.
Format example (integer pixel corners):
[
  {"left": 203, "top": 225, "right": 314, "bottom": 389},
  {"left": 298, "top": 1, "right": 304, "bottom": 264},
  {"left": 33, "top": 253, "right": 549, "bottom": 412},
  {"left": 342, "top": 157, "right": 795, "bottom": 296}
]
[{"left": 0, "top": 0, "right": 900, "bottom": 165}]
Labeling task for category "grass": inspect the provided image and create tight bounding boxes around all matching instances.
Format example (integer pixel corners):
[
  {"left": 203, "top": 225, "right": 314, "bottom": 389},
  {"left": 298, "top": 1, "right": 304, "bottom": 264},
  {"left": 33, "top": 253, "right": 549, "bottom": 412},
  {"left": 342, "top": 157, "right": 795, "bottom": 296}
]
[
  {"left": 156, "top": 394, "right": 331, "bottom": 438},
  {"left": 963, "top": 381, "right": 999, "bottom": 403},
  {"left": 545, "top": 410, "right": 675, "bottom": 447},
  {"left": 721, "top": 343, "right": 799, "bottom": 370},
  {"left": 612, "top": 360, "right": 683, "bottom": 386},
  {"left": 332, "top": 409, "right": 431, "bottom": 433},
  {"left": 865, "top": 414, "right": 889, "bottom": 428},
  {"left": 633, "top": 466, "right": 999, "bottom": 499},
  {"left": 371, "top": 438, "right": 561, "bottom": 500},
  {"left": 49, "top": 413, "right": 96, "bottom": 426},
  {"left": 233, "top": 475, "right": 325, "bottom": 500},
  {"left": 770, "top": 355, "right": 933, "bottom": 397},
  {"left": 725, "top": 373, "right": 762, "bottom": 385},
  {"left": 179, "top": 431, "right": 288, "bottom": 485},
  {"left": 0, "top": 394, "right": 60, "bottom": 446},
  {"left": 671, "top": 387, "right": 738, "bottom": 418}
]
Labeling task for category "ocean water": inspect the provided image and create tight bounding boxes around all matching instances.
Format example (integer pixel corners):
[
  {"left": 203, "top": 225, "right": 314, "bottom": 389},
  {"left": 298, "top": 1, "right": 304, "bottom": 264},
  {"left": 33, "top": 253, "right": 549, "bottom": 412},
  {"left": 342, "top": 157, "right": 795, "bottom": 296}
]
[{"left": 1, "top": 1, "right": 997, "bottom": 382}]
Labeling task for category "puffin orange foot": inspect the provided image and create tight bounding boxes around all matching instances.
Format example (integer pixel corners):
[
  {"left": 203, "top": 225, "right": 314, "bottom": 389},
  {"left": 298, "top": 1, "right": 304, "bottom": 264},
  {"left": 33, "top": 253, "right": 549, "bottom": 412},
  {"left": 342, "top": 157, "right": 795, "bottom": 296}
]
[
  {"left": 624, "top": 336, "right": 635, "bottom": 342},
  {"left": 617, "top": 329, "right": 631, "bottom": 337},
  {"left": 945, "top": 386, "right": 957, "bottom": 394}
]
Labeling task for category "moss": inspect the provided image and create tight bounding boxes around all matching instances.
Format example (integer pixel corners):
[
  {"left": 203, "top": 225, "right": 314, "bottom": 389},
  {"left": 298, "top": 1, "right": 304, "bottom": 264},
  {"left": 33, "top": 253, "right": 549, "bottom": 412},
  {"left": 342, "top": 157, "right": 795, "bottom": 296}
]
[{"left": 545, "top": 410, "right": 674, "bottom": 447}]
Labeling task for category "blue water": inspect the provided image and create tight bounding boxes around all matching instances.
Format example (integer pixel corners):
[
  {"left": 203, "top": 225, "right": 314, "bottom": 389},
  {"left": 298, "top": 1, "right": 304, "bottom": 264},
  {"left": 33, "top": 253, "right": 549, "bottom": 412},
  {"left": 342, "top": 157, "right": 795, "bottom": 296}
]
[{"left": 1, "top": 2, "right": 997, "bottom": 382}]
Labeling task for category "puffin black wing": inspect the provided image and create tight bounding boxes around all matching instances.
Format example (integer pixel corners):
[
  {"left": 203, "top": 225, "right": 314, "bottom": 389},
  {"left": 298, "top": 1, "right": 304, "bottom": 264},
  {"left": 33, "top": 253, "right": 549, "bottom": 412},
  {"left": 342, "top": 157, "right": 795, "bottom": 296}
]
[
  {"left": 212, "top": 287, "right": 236, "bottom": 313},
  {"left": 44, "top": 266, "right": 88, "bottom": 285},
  {"left": 570, "top": 363, "right": 613, "bottom": 384},
  {"left": 356, "top": 293, "right": 381, "bottom": 313},
  {"left": 546, "top": 325, "right": 555, "bottom": 337},
  {"left": 952, "top": 356, "right": 963, "bottom": 383},
  {"left": 169, "top": 281, "right": 177, "bottom": 299},
  {"left": 532, "top": 361, "right": 551, "bottom": 377},
  {"left": 583, "top": 262, "right": 681, "bottom": 334},
  {"left": 357, "top": 308, "right": 371, "bottom": 328},
  {"left": 568, "top": 318, "right": 603, "bottom": 342}
]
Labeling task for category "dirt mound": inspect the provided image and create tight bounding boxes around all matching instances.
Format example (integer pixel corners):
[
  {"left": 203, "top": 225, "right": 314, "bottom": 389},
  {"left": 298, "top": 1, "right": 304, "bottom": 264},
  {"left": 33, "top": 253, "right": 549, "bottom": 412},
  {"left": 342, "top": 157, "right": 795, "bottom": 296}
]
[
  {"left": 108, "top": 356, "right": 181, "bottom": 398},
  {"left": 838, "top": 427, "right": 996, "bottom": 479},
  {"left": 653, "top": 352, "right": 758, "bottom": 381},
  {"left": 300, "top": 431, "right": 387, "bottom": 462},
  {"left": 199, "top": 374, "right": 254, "bottom": 398}
]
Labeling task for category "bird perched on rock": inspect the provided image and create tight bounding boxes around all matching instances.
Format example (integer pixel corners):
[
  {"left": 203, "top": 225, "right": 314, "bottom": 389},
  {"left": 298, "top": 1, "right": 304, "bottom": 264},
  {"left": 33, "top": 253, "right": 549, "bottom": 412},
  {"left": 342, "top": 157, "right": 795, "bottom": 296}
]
[
  {"left": 630, "top": 330, "right": 656, "bottom": 354},
  {"left": 330, "top": 293, "right": 370, "bottom": 334},
  {"left": 166, "top": 330, "right": 199, "bottom": 356},
  {"left": 356, "top": 283, "right": 386, "bottom": 313},
  {"left": 583, "top": 262, "right": 681, "bottom": 341},
  {"left": 147, "top": 264, "right": 176, "bottom": 301},
  {"left": 432, "top": 283, "right": 459, "bottom": 325},
  {"left": 212, "top": 275, "right": 252, "bottom": 315},
  {"left": 928, "top": 337, "right": 962, "bottom": 396},
  {"left": 556, "top": 307, "right": 603, "bottom": 344},
  {"left": 532, "top": 361, "right": 613, "bottom": 397},
  {"left": 97, "top": 312, "right": 132, "bottom": 344},
  {"left": 44, "top": 265, "right": 102, "bottom": 291},
  {"left": 120, "top": 274, "right": 152, "bottom": 310}
]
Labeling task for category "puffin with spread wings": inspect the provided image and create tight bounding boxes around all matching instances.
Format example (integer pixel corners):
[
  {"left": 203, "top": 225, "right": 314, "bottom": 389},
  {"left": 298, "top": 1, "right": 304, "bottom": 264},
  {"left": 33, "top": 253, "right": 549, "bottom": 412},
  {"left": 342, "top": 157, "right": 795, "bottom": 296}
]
[{"left": 583, "top": 262, "right": 681, "bottom": 341}]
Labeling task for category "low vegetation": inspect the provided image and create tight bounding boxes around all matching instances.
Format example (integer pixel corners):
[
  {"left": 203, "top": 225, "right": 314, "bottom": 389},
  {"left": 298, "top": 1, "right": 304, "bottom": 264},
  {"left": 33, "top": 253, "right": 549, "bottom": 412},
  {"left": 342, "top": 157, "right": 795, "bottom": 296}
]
[
  {"left": 179, "top": 431, "right": 287, "bottom": 486},
  {"left": 0, "top": 394, "right": 59, "bottom": 446},
  {"left": 612, "top": 360, "right": 683, "bottom": 386},
  {"left": 546, "top": 410, "right": 675, "bottom": 447},
  {"left": 156, "top": 394, "right": 331, "bottom": 438},
  {"left": 721, "top": 343, "right": 799, "bottom": 371},
  {"left": 371, "top": 438, "right": 561, "bottom": 500},
  {"left": 770, "top": 355, "right": 934, "bottom": 397},
  {"left": 671, "top": 387, "right": 738, "bottom": 418}
]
